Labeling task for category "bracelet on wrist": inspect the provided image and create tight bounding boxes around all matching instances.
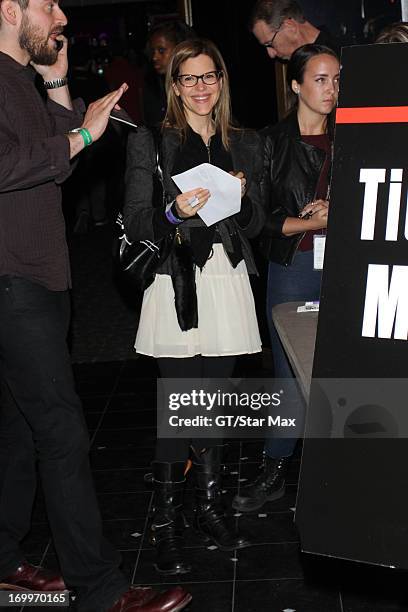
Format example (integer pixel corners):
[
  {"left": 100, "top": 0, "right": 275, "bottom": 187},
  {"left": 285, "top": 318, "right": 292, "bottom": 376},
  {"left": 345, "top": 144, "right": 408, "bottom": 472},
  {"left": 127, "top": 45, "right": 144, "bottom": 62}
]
[
  {"left": 170, "top": 201, "right": 184, "bottom": 222},
  {"left": 69, "top": 127, "right": 93, "bottom": 147},
  {"left": 43, "top": 77, "right": 68, "bottom": 90},
  {"left": 165, "top": 208, "right": 182, "bottom": 225},
  {"left": 165, "top": 200, "right": 183, "bottom": 225}
]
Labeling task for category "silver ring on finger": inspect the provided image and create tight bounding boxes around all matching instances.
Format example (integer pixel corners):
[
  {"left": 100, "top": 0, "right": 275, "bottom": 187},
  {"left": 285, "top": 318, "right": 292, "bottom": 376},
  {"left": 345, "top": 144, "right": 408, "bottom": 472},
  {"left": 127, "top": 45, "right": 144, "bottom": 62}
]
[{"left": 188, "top": 195, "right": 200, "bottom": 208}]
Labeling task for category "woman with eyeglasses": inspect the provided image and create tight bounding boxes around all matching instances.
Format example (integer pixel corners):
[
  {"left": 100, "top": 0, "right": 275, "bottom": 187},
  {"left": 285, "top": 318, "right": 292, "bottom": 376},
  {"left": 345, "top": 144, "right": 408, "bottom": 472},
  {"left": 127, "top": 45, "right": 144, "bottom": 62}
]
[
  {"left": 233, "top": 44, "right": 340, "bottom": 513},
  {"left": 124, "top": 38, "right": 264, "bottom": 574}
]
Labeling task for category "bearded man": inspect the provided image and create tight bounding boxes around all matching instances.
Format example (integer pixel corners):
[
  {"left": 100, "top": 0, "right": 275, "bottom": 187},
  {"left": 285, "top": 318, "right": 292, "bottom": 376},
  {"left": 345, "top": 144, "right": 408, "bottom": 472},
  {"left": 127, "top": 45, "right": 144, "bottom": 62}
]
[{"left": 0, "top": 2, "right": 191, "bottom": 611}]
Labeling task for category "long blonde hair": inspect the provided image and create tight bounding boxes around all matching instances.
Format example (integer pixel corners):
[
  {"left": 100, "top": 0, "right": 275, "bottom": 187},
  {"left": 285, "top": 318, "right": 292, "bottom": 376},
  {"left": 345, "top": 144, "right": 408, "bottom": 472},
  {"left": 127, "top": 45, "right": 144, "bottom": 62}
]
[{"left": 164, "top": 38, "right": 233, "bottom": 150}]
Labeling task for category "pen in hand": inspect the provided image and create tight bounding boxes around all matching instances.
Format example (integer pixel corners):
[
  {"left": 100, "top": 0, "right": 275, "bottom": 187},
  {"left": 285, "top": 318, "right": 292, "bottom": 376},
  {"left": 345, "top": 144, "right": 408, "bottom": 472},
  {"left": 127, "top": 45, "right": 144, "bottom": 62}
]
[
  {"left": 298, "top": 200, "right": 329, "bottom": 223},
  {"left": 298, "top": 210, "right": 314, "bottom": 219}
]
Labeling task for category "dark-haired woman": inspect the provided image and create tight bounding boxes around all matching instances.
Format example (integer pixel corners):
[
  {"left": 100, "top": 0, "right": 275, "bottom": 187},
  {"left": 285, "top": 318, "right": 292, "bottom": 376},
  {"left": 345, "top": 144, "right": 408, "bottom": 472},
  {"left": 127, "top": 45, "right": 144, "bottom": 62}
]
[
  {"left": 124, "top": 38, "right": 264, "bottom": 574},
  {"left": 143, "top": 21, "right": 195, "bottom": 126},
  {"left": 233, "top": 44, "right": 340, "bottom": 513}
]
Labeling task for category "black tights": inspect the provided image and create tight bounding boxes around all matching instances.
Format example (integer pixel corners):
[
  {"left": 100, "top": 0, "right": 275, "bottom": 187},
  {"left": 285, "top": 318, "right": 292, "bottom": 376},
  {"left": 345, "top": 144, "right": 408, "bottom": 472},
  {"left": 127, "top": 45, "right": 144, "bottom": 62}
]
[{"left": 155, "top": 355, "right": 236, "bottom": 462}]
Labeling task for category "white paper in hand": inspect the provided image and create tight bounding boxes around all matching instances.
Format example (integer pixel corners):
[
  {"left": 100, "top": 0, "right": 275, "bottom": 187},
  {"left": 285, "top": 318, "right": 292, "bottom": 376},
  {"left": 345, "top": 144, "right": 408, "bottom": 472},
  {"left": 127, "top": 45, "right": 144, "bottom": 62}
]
[{"left": 171, "top": 163, "right": 241, "bottom": 226}]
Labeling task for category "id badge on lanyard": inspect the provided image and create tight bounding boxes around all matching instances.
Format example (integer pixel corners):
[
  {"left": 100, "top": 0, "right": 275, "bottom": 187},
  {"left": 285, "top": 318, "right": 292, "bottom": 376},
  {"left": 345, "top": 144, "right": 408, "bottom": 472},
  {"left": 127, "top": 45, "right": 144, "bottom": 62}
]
[
  {"left": 313, "top": 156, "right": 331, "bottom": 271},
  {"left": 313, "top": 235, "right": 326, "bottom": 270}
]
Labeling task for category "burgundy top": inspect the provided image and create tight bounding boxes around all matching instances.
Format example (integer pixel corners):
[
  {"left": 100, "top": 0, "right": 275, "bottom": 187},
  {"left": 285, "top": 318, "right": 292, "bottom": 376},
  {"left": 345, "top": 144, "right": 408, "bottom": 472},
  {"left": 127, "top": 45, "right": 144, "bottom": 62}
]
[
  {"left": 0, "top": 52, "right": 84, "bottom": 290},
  {"left": 298, "top": 133, "right": 331, "bottom": 252}
]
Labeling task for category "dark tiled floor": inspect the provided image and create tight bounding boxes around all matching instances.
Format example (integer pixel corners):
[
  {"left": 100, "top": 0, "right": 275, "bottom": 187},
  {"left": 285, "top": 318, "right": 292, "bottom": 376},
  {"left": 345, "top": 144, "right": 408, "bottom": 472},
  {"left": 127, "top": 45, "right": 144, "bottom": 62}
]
[{"left": 8, "top": 356, "right": 408, "bottom": 612}]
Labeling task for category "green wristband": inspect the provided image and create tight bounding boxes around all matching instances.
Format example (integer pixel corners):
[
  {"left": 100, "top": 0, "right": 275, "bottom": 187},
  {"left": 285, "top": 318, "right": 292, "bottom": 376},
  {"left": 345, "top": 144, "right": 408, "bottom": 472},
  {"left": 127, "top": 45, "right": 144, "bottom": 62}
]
[
  {"left": 79, "top": 128, "right": 92, "bottom": 147},
  {"left": 70, "top": 127, "right": 93, "bottom": 147}
]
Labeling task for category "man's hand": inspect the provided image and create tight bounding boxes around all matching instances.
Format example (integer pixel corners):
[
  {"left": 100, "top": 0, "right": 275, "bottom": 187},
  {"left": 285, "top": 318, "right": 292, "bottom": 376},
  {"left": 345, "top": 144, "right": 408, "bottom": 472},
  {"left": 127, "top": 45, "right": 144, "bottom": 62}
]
[
  {"left": 68, "top": 83, "right": 129, "bottom": 159},
  {"left": 82, "top": 83, "right": 129, "bottom": 142}
]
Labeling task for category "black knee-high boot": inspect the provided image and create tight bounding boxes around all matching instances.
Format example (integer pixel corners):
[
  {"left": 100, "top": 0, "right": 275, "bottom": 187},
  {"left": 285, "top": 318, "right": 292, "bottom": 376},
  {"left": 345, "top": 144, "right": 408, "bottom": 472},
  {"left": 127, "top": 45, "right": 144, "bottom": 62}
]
[
  {"left": 192, "top": 446, "right": 252, "bottom": 551},
  {"left": 150, "top": 461, "right": 191, "bottom": 575}
]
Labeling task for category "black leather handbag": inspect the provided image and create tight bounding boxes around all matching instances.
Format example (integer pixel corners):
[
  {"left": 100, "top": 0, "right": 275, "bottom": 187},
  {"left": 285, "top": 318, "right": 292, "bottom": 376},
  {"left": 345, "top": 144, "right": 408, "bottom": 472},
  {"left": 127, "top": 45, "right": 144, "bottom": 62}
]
[
  {"left": 115, "top": 128, "right": 174, "bottom": 291},
  {"left": 115, "top": 214, "right": 174, "bottom": 291}
]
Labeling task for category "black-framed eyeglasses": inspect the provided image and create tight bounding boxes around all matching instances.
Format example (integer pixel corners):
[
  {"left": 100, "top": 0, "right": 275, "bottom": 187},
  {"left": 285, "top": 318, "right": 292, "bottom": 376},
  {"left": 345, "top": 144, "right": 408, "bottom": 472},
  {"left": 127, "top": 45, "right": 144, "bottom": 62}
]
[
  {"left": 263, "top": 25, "right": 282, "bottom": 49},
  {"left": 175, "top": 70, "right": 223, "bottom": 87}
]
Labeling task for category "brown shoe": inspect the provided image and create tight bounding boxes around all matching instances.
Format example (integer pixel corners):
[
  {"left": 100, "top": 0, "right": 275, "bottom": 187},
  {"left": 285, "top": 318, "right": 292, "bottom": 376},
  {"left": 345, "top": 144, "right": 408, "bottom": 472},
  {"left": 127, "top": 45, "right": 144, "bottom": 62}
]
[
  {"left": 0, "top": 563, "right": 66, "bottom": 591},
  {"left": 108, "top": 585, "right": 192, "bottom": 611}
]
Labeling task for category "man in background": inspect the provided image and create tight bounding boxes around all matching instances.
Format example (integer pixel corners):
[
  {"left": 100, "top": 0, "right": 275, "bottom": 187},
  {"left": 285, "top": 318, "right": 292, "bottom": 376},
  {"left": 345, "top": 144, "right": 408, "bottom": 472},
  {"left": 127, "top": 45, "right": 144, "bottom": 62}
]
[{"left": 250, "top": 0, "right": 338, "bottom": 60}]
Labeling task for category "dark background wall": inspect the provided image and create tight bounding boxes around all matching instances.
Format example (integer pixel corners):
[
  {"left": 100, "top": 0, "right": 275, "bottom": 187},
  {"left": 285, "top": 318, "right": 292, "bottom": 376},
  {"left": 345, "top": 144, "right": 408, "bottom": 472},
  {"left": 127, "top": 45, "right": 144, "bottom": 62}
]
[
  {"left": 190, "top": 1, "right": 277, "bottom": 128},
  {"left": 63, "top": 0, "right": 402, "bottom": 128}
]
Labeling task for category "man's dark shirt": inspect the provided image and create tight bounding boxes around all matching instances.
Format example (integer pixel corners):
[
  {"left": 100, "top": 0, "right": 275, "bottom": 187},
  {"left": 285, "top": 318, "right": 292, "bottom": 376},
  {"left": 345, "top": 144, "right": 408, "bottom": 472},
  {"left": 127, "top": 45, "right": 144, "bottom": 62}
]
[{"left": 0, "top": 52, "right": 84, "bottom": 291}]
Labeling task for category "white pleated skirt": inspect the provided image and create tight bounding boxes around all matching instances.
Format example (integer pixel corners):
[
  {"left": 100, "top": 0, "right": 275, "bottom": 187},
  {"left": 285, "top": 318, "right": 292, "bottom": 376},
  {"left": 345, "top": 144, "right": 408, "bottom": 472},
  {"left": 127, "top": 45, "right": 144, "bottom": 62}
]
[{"left": 135, "top": 243, "right": 262, "bottom": 358}]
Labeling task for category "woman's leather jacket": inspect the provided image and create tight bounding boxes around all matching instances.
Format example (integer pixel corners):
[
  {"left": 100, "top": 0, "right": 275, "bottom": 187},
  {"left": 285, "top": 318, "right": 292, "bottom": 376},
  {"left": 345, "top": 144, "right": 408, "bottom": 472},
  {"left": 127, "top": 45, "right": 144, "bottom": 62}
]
[
  {"left": 124, "top": 126, "right": 265, "bottom": 275},
  {"left": 124, "top": 126, "right": 264, "bottom": 331},
  {"left": 259, "top": 110, "right": 328, "bottom": 266}
]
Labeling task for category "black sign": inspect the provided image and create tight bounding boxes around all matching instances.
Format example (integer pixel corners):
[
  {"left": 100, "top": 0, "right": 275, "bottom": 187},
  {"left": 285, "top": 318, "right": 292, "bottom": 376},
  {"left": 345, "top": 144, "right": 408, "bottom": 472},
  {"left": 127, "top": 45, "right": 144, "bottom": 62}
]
[{"left": 296, "top": 43, "right": 408, "bottom": 569}]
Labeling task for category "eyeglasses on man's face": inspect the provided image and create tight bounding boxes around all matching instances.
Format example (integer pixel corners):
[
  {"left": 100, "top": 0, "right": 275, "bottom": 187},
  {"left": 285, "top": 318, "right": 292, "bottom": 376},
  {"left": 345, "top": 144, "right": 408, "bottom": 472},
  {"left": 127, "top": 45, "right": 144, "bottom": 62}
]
[
  {"left": 175, "top": 70, "right": 223, "bottom": 87},
  {"left": 263, "top": 25, "right": 282, "bottom": 49}
]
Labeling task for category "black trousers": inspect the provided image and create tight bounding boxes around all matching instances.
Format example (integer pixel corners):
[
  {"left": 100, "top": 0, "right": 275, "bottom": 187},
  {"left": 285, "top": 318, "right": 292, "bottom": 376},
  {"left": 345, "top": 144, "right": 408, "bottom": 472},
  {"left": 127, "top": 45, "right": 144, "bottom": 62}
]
[
  {"left": 0, "top": 277, "right": 127, "bottom": 611},
  {"left": 156, "top": 355, "right": 236, "bottom": 462}
]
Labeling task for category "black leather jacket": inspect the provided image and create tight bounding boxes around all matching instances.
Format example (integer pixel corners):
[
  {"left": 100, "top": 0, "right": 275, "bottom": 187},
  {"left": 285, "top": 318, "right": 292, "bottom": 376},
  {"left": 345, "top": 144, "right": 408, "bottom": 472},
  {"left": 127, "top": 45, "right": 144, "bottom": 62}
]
[
  {"left": 124, "top": 126, "right": 264, "bottom": 331},
  {"left": 124, "top": 126, "right": 265, "bottom": 275},
  {"left": 259, "top": 110, "right": 329, "bottom": 266}
]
